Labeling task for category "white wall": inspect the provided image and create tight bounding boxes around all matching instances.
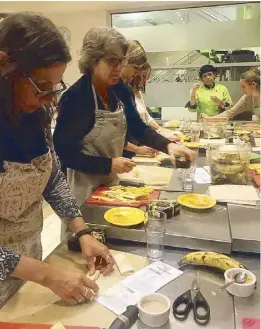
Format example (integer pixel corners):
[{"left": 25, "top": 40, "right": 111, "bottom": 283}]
[
  {"left": 116, "top": 18, "right": 260, "bottom": 52},
  {"left": 147, "top": 51, "right": 210, "bottom": 66},
  {"left": 47, "top": 10, "right": 107, "bottom": 85},
  {"left": 161, "top": 107, "right": 197, "bottom": 121}
]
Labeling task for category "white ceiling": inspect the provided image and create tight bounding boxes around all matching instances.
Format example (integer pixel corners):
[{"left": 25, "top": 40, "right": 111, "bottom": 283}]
[{"left": 0, "top": 1, "right": 235, "bottom": 14}]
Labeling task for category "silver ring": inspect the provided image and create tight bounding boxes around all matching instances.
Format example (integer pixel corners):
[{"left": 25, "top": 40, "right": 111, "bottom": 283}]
[
  {"left": 83, "top": 287, "right": 89, "bottom": 298},
  {"left": 77, "top": 296, "right": 84, "bottom": 304}
]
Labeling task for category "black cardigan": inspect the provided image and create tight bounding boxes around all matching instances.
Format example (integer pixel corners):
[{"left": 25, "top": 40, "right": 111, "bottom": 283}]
[{"left": 53, "top": 73, "right": 170, "bottom": 175}]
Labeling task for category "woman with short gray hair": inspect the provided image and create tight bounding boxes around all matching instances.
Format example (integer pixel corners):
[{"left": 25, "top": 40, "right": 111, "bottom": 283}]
[{"left": 54, "top": 27, "right": 196, "bottom": 206}]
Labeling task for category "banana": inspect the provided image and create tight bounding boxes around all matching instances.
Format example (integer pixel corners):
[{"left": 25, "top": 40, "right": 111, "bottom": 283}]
[{"left": 178, "top": 251, "right": 246, "bottom": 271}]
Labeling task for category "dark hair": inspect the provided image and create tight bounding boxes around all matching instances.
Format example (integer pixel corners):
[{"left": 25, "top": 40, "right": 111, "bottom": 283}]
[
  {"left": 241, "top": 68, "right": 260, "bottom": 89},
  {"left": 199, "top": 64, "right": 217, "bottom": 79},
  {"left": 130, "top": 62, "right": 151, "bottom": 93},
  {"left": 79, "top": 27, "right": 128, "bottom": 74},
  {"left": 0, "top": 12, "right": 71, "bottom": 126},
  {"left": 127, "top": 40, "right": 147, "bottom": 66}
]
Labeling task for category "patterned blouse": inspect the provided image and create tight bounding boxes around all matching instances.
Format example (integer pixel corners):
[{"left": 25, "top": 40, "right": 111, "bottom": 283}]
[{"left": 0, "top": 110, "right": 81, "bottom": 281}]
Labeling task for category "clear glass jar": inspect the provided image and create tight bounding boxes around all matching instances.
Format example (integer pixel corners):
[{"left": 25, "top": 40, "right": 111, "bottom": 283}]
[
  {"left": 208, "top": 143, "right": 251, "bottom": 185},
  {"left": 203, "top": 117, "right": 228, "bottom": 139}
]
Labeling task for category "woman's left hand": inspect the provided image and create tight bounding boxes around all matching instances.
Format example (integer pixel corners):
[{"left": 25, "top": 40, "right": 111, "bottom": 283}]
[
  {"left": 136, "top": 146, "right": 158, "bottom": 157},
  {"left": 210, "top": 95, "right": 221, "bottom": 105},
  {"left": 79, "top": 235, "right": 115, "bottom": 276},
  {"left": 167, "top": 143, "right": 197, "bottom": 164}
]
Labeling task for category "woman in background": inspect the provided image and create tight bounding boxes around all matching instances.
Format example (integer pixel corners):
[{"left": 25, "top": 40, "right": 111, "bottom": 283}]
[
  {"left": 186, "top": 64, "right": 232, "bottom": 120},
  {"left": 0, "top": 13, "right": 114, "bottom": 307},
  {"left": 130, "top": 62, "right": 160, "bottom": 130},
  {"left": 202, "top": 68, "right": 260, "bottom": 120}
]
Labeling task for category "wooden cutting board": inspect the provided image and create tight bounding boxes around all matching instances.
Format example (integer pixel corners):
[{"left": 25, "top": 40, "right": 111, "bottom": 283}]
[
  {"left": 132, "top": 152, "right": 169, "bottom": 165},
  {"left": 0, "top": 324, "right": 98, "bottom": 329},
  {"left": 118, "top": 165, "right": 173, "bottom": 186},
  {"left": 0, "top": 246, "right": 148, "bottom": 328},
  {"left": 87, "top": 186, "right": 160, "bottom": 207}
]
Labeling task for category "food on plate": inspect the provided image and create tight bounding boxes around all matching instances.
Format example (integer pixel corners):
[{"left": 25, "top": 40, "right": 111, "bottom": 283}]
[
  {"left": 178, "top": 251, "right": 246, "bottom": 271},
  {"left": 50, "top": 323, "right": 66, "bottom": 329},
  {"left": 210, "top": 152, "right": 249, "bottom": 185},
  {"left": 179, "top": 134, "right": 191, "bottom": 142},
  {"left": 92, "top": 185, "right": 153, "bottom": 204}
]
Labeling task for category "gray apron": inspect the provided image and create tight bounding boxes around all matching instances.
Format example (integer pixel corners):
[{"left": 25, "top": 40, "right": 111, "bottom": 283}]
[
  {"left": 0, "top": 151, "right": 52, "bottom": 306},
  {"left": 67, "top": 85, "right": 126, "bottom": 207}
]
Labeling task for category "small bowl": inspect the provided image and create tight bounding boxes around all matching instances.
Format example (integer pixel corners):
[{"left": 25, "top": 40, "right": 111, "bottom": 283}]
[
  {"left": 224, "top": 268, "right": 256, "bottom": 298},
  {"left": 138, "top": 293, "right": 171, "bottom": 327}
]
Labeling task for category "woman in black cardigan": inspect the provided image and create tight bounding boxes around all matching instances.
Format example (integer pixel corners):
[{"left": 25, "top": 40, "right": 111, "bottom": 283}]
[{"left": 54, "top": 27, "right": 196, "bottom": 206}]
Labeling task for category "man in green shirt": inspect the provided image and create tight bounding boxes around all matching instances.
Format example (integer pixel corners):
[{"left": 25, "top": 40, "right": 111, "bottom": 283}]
[{"left": 186, "top": 65, "right": 232, "bottom": 120}]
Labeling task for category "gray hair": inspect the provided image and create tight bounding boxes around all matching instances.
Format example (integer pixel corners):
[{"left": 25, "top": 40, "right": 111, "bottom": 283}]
[{"left": 78, "top": 27, "right": 128, "bottom": 74}]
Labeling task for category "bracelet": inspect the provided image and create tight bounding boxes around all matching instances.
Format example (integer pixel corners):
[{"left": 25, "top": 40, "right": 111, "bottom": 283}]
[{"left": 75, "top": 228, "right": 93, "bottom": 239}]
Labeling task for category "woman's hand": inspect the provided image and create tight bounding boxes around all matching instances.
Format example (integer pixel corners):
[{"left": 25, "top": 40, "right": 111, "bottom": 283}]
[
  {"left": 200, "top": 113, "right": 209, "bottom": 120},
  {"left": 111, "top": 157, "right": 136, "bottom": 174},
  {"left": 79, "top": 234, "right": 115, "bottom": 276},
  {"left": 45, "top": 265, "right": 99, "bottom": 305},
  {"left": 210, "top": 95, "right": 222, "bottom": 105},
  {"left": 167, "top": 143, "right": 197, "bottom": 164},
  {"left": 135, "top": 146, "right": 158, "bottom": 157},
  {"left": 191, "top": 82, "right": 201, "bottom": 95}
]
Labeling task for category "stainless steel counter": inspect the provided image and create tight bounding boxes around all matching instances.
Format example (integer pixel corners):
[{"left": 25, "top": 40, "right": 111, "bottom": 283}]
[
  {"left": 81, "top": 153, "right": 260, "bottom": 255},
  {"left": 107, "top": 241, "right": 260, "bottom": 329},
  {"left": 228, "top": 204, "right": 260, "bottom": 253}
]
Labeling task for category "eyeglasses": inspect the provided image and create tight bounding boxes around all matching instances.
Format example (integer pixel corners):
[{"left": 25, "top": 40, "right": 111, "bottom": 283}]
[
  {"left": 103, "top": 57, "right": 128, "bottom": 68},
  {"left": 27, "top": 76, "right": 67, "bottom": 98}
]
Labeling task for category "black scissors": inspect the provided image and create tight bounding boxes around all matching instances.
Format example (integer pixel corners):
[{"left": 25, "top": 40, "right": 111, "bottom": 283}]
[{"left": 173, "top": 272, "right": 210, "bottom": 326}]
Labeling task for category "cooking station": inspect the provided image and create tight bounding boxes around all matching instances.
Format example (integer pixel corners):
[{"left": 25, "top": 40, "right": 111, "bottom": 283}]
[{"left": 81, "top": 153, "right": 260, "bottom": 255}]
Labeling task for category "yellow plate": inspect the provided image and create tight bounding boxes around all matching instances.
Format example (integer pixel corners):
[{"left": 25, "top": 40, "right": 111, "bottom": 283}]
[
  {"left": 249, "top": 164, "right": 261, "bottom": 170},
  {"left": 104, "top": 207, "right": 145, "bottom": 227},
  {"left": 235, "top": 130, "right": 251, "bottom": 135},
  {"left": 184, "top": 142, "right": 202, "bottom": 148},
  {"left": 177, "top": 194, "right": 216, "bottom": 209}
]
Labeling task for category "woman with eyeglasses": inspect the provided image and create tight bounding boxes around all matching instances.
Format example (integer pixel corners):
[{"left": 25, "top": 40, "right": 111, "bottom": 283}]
[
  {"left": 0, "top": 13, "right": 114, "bottom": 308},
  {"left": 54, "top": 27, "right": 196, "bottom": 206}
]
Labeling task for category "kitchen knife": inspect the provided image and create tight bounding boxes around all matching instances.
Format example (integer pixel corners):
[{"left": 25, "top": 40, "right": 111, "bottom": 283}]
[
  {"left": 107, "top": 305, "right": 139, "bottom": 329},
  {"left": 120, "top": 181, "right": 145, "bottom": 188}
]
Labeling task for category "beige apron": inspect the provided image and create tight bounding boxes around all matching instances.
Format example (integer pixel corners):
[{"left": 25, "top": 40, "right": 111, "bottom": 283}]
[
  {"left": 67, "top": 85, "right": 126, "bottom": 207},
  {"left": 0, "top": 151, "right": 52, "bottom": 306}
]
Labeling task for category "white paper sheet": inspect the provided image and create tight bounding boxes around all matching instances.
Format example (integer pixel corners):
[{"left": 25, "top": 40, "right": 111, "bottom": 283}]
[
  {"left": 194, "top": 168, "right": 211, "bottom": 184},
  {"left": 96, "top": 261, "right": 182, "bottom": 315},
  {"left": 208, "top": 185, "right": 260, "bottom": 206},
  {"left": 203, "top": 166, "right": 211, "bottom": 174}
]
